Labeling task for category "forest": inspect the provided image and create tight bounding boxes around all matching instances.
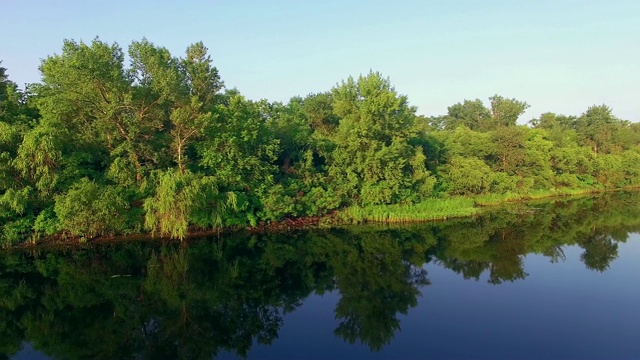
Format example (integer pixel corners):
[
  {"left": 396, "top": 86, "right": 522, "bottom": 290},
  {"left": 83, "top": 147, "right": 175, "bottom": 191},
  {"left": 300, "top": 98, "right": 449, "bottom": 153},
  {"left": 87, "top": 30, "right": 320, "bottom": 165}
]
[{"left": 1, "top": 38, "right": 639, "bottom": 245}]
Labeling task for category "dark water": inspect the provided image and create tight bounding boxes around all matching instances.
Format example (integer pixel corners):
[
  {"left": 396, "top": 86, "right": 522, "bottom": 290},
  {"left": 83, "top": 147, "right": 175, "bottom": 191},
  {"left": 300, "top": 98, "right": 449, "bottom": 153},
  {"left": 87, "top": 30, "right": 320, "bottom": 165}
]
[{"left": 3, "top": 192, "right": 640, "bottom": 360}]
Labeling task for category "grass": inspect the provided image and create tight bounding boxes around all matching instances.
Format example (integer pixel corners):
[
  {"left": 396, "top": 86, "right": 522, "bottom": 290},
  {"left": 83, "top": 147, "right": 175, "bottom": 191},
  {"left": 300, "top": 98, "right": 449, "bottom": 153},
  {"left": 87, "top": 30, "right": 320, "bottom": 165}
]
[
  {"left": 472, "top": 188, "right": 598, "bottom": 206},
  {"left": 338, "top": 187, "right": 609, "bottom": 224},
  {"left": 339, "top": 197, "right": 479, "bottom": 224}
]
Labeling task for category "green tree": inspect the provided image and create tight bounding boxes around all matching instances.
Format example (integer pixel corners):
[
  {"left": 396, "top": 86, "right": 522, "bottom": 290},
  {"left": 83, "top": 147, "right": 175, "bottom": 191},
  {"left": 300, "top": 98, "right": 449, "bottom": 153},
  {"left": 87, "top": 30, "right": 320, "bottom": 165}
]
[
  {"left": 439, "top": 156, "right": 494, "bottom": 195},
  {"left": 327, "top": 72, "right": 433, "bottom": 205},
  {"left": 54, "top": 179, "right": 132, "bottom": 238},
  {"left": 489, "top": 125, "right": 528, "bottom": 175},
  {"left": 170, "top": 42, "right": 224, "bottom": 174},
  {"left": 445, "top": 99, "right": 492, "bottom": 131},
  {"left": 489, "top": 94, "right": 530, "bottom": 127},
  {"left": 575, "top": 104, "right": 621, "bottom": 156}
]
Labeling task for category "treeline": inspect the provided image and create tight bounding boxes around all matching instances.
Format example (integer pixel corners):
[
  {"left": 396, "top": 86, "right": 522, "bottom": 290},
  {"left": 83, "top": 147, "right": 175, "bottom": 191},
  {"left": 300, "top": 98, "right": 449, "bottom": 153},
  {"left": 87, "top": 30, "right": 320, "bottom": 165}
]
[
  {"left": 1, "top": 38, "right": 639, "bottom": 245},
  {"left": 0, "top": 192, "right": 638, "bottom": 358}
]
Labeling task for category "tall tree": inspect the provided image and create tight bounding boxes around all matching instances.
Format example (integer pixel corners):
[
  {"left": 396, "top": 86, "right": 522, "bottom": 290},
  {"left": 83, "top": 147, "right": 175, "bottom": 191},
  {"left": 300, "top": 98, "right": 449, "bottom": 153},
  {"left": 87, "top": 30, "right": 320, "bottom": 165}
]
[
  {"left": 575, "top": 104, "right": 620, "bottom": 156},
  {"left": 489, "top": 94, "right": 529, "bottom": 127},
  {"left": 182, "top": 41, "right": 223, "bottom": 108},
  {"left": 33, "top": 38, "right": 149, "bottom": 186},
  {"left": 489, "top": 125, "right": 528, "bottom": 175},
  {"left": 328, "top": 72, "right": 433, "bottom": 205},
  {"left": 445, "top": 99, "right": 492, "bottom": 131},
  {"left": 168, "top": 42, "right": 223, "bottom": 174}
]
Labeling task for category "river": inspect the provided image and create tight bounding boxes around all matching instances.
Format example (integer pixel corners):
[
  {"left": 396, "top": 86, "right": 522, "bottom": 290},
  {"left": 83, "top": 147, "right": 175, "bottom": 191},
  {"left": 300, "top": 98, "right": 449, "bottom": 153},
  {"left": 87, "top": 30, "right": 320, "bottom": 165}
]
[{"left": 4, "top": 191, "right": 640, "bottom": 359}]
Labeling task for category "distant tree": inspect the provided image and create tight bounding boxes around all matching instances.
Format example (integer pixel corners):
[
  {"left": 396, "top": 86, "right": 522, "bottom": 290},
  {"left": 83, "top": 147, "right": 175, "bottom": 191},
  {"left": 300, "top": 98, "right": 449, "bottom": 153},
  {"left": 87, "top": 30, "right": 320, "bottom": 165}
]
[
  {"left": 489, "top": 94, "right": 529, "bottom": 127},
  {"left": 529, "top": 112, "right": 558, "bottom": 129},
  {"left": 576, "top": 104, "right": 621, "bottom": 156},
  {"left": 445, "top": 99, "right": 492, "bottom": 130},
  {"left": 302, "top": 92, "right": 339, "bottom": 136},
  {"left": 442, "top": 95, "right": 528, "bottom": 131},
  {"left": 489, "top": 125, "right": 528, "bottom": 175}
]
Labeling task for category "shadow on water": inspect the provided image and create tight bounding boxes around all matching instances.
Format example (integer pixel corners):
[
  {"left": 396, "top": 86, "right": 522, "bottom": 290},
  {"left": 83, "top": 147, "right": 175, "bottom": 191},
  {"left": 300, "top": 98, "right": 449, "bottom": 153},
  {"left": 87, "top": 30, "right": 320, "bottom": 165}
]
[{"left": 1, "top": 191, "right": 640, "bottom": 359}]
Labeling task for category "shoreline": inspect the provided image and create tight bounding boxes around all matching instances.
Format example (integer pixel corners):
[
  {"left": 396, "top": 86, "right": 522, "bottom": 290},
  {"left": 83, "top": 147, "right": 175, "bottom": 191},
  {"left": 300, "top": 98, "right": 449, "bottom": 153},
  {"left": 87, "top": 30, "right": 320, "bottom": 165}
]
[
  {"left": 5, "top": 186, "right": 639, "bottom": 251},
  {"left": 335, "top": 187, "right": 631, "bottom": 225}
]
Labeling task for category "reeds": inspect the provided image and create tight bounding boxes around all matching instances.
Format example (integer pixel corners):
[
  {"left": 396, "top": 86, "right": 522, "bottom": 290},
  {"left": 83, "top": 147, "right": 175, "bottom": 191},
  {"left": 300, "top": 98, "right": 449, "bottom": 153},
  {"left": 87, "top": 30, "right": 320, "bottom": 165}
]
[
  {"left": 340, "top": 197, "right": 479, "bottom": 224},
  {"left": 473, "top": 188, "right": 598, "bottom": 206},
  {"left": 339, "top": 188, "right": 604, "bottom": 224}
]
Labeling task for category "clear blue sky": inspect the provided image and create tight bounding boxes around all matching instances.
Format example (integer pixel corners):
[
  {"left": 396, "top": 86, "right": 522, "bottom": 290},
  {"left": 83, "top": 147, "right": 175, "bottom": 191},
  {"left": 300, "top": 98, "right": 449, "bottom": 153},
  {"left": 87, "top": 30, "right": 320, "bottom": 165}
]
[{"left": 2, "top": 0, "right": 639, "bottom": 121}]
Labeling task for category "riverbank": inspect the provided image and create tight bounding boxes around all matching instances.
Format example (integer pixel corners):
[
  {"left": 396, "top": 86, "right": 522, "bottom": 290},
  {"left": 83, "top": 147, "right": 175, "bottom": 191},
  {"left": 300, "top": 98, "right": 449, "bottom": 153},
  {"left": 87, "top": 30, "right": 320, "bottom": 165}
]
[
  {"left": 4, "top": 187, "right": 639, "bottom": 250},
  {"left": 334, "top": 187, "right": 638, "bottom": 224}
]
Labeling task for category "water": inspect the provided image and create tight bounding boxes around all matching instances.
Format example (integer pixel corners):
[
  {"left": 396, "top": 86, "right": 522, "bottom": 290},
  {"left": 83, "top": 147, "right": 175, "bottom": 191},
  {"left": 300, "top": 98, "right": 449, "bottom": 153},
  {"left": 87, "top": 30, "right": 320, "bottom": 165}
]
[{"left": 3, "top": 192, "right": 640, "bottom": 359}]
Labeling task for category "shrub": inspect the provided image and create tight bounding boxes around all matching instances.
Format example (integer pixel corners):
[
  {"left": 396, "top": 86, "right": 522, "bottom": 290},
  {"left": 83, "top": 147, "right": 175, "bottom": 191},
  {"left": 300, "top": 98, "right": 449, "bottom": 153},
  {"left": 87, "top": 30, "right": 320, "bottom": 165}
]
[{"left": 54, "top": 179, "right": 130, "bottom": 238}]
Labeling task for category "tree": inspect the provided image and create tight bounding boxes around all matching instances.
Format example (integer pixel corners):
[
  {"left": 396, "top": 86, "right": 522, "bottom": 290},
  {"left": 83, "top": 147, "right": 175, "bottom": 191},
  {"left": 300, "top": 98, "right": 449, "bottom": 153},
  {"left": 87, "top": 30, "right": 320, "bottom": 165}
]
[
  {"left": 302, "top": 92, "right": 339, "bottom": 136},
  {"left": 439, "top": 156, "right": 494, "bottom": 195},
  {"left": 54, "top": 179, "right": 131, "bottom": 238},
  {"left": 445, "top": 99, "right": 492, "bottom": 131},
  {"left": 576, "top": 104, "right": 621, "bottom": 156},
  {"left": 327, "top": 71, "right": 433, "bottom": 205},
  {"left": 0, "top": 64, "right": 34, "bottom": 193},
  {"left": 529, "top": 112, "right": 558, "bottom": 129},
  {"left": 34, "top": 38, "right": 153, "bottom": 185},
  {"left": 170, "top": 42, "right": 224, "bottom": 174},
  {"left": 439, "top": 125, "right": 496, "bottom": 160},
  {"left": 33, "top": 38, "right": 223, "bottom": 185},
  {"left": 441, "top": 95, "right": 528, "bottom": 131},
  {"left": 198, "top": 94, "right": 279, "bottom": 191},
  {"left": 169, "top": 98, "right": 212, "bottom": 174},
  {"left": 489, "top": 94, "right": 529, "bottom": 127},
  {"left": 143, "top": 170, "right": 231, "bottom": 239},
  {"left": 489, "top": 125, "right": 528, "bottom": 175},
  {"left": 0, "top": 63, "right": 29, "bottom": 125},
  {"left": 181, "top": 41, "right": 223, "bottom": 108}
]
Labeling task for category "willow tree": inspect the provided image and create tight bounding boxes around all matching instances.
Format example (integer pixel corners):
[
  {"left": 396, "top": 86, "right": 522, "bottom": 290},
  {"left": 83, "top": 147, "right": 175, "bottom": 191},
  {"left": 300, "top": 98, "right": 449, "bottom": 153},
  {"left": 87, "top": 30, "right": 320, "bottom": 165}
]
[{"left": 0, "top": 64, "right": 41, "bottom": 245}]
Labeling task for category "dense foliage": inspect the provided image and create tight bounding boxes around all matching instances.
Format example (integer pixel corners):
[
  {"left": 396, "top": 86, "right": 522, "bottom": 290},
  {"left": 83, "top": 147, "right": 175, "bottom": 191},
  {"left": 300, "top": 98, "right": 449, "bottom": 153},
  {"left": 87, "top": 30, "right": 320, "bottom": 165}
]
[
  {"left": 1, "top": 39, "right": 639, "bottom": 244},
  {"left": 0, "top": 192, "right": 639, "bottom": 358}
]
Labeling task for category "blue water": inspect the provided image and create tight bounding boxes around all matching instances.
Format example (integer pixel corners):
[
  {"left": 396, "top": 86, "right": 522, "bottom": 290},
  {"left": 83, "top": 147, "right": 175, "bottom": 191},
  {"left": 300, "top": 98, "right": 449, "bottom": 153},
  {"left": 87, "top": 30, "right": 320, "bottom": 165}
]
[
  {"left": 5, "top": 193, "right": 640, "bottom": 359},
  {"left": 233, "top": 235, "right": 640, "bottom": 359}
]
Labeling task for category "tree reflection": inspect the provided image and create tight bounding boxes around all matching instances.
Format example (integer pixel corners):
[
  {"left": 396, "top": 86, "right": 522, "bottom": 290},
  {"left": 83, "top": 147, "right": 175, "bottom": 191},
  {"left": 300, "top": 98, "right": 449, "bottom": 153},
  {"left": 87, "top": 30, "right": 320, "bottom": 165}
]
[
  {"left": 0, "top": 192, "right": 639, "bottom": 358},
  {"left": 578, "top": 234, "right": 619, "bottom": 272},
  {"left": 329, "top": 233, "right": 429, "bottom": 351}
]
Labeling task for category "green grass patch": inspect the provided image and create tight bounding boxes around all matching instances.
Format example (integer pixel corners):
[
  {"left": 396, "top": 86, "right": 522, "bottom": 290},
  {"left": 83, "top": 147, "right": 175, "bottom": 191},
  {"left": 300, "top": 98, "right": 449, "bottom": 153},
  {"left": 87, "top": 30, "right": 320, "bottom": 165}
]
[
  {"left": 473, "top": 188, "right": 598, "bottom": 206},
  {"left": 338, "top": 188, "right": 606, "bottom": 224},
  {"left": 339, "top": 197, "right": 479, "bottom": 224}
]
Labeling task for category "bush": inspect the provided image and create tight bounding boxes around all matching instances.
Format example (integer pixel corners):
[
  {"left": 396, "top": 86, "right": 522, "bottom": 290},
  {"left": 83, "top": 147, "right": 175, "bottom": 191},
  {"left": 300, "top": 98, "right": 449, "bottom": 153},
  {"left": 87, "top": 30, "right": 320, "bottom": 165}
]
[
  {"left": 440, "top": 156, "right": 493, "bottom": 195},
  {"left": 54, "top": 179, "right": 131, "bottom": 238},
  {"left": 144, "top": 170, "right": 245, "bottom": 239},
  {"left": 0, "top": 187, "right": 32, "bottom": 220},
  {"left": 490, "top": 172, "right": 518, "bottom": 194},
  {"left": 1, "top": 217, "right": 35, "bottom": 247},
  {"left": 33, "top": 207, "right": 61, "bottom": 237}
]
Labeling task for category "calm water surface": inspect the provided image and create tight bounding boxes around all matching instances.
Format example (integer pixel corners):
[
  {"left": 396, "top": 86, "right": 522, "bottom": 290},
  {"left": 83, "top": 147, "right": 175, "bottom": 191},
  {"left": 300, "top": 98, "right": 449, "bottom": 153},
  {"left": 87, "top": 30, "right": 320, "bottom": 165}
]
[{"left": 4, "top": 192, "right": 640, "bottom": 359}]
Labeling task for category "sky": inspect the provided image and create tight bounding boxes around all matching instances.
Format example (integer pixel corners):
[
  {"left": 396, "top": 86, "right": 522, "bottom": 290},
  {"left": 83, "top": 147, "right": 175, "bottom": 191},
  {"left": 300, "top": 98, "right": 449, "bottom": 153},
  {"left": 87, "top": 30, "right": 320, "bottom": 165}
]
[{"left": 2, "top": 0, "right": 639, "bottom": 122}]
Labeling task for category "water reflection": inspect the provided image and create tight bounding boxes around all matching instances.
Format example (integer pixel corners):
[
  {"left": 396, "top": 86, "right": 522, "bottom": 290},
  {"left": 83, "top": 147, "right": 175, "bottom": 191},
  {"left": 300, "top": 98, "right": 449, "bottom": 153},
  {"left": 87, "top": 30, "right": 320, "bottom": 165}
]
[{"left": 1, "top": 192, "right": 639, "bottom": 359}]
